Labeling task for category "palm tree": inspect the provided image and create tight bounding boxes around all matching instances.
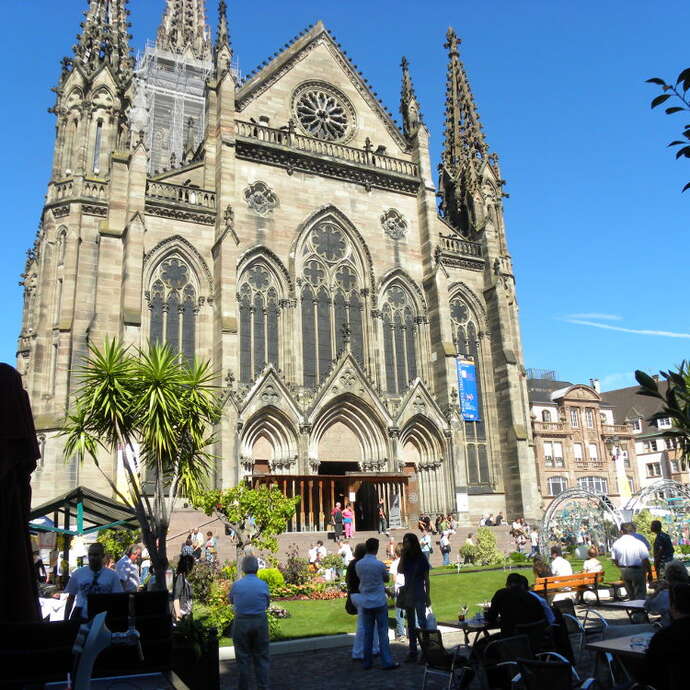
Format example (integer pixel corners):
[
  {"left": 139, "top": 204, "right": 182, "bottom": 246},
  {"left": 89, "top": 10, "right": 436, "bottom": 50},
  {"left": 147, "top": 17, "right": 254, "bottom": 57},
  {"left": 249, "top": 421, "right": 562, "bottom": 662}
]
[{"left": 62, "top": 339, "right": 221, "bottom": 589}]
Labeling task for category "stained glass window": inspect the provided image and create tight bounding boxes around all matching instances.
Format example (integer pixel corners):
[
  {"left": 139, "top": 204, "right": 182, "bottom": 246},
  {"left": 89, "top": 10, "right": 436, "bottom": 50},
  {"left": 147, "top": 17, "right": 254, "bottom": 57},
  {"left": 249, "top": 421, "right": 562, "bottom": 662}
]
[
  {"left": 381, "top": 285, "right": 418, "bottom": 394},
  {"left": 238, "top": 261, "right": 282, "bottom": 383}
]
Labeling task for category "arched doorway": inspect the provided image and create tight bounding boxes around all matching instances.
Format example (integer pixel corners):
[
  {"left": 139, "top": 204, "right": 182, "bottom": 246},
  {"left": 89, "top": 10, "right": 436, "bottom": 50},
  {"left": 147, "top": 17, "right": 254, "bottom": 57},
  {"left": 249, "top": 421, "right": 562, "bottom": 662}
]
[{"left": 356, "top": 481, "right": 378, "bottom": 531}]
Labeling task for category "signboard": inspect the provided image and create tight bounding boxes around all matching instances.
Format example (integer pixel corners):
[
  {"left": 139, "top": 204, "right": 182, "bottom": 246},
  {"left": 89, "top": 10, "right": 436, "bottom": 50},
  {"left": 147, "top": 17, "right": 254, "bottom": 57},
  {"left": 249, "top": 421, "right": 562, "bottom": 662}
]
[
  {"left": 349, "top": 491, "right": 356, "bottom": 503},
  {"left": 389, "top": 492, "right": 402, "bottom": 528},
  {"left": 456, "top": 357, "right": 481, "bottom": 421},
  {"left": 456, "top": 489, "right": 469, "bottom": 513}
]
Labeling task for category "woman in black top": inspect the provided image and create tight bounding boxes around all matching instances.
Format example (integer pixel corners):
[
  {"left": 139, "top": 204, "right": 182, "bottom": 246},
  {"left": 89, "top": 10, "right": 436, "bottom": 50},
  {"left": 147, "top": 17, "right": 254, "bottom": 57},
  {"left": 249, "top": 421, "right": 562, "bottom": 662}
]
[
  {"left": 399, "top": 532, "right": 431, "bottom": 662},
  {"left": 331, "top": 502, "right": 344, "bottom": 542},
  {"left": 172, "top": 555, "right": 195, "bottom": 622}
]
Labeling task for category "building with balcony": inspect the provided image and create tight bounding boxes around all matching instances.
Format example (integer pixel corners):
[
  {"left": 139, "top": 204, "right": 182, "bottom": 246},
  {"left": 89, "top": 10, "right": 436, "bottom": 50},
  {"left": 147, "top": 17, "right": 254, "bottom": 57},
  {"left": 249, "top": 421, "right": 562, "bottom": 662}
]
[
  {"left": 17, "top": 1, "right": 540, "bottom": 527},
  {"left": 527, "top": 372, "right": 638, "bottom": 504},
  {"left": 602, "top": 382, "right": 689, "bottom": 490}
]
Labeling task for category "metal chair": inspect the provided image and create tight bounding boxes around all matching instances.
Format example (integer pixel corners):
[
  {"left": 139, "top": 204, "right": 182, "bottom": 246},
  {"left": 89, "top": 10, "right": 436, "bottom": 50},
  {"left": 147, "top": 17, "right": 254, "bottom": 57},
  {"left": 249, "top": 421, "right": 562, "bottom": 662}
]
[
  {"left": 481, "top": 635, "right": 533, "bottom": 690},
  {"left": 415, "top": 628, "right": 473, "bottom": 690},
  {"left": 514, "top": 619, "right": 553, "bottom": 654},
  {"left": 514, "top": 656, "right": 596, "bottom": 690}
]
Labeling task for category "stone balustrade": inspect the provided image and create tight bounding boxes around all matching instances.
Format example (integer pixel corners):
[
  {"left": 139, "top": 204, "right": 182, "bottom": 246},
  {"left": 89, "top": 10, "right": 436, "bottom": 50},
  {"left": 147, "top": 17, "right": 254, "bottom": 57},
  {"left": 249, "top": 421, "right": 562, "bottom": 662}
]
[
  {"left": 145, "top": 180, "right": 216, "bottom": 209},
  {"left": 439, "top": 233, "right": 483, "bottom": 257}
]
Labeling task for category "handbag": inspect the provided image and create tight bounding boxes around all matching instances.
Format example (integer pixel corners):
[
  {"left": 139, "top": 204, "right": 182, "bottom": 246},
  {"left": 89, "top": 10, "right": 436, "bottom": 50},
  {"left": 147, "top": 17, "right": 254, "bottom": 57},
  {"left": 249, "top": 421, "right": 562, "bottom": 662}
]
[
  {"left": 396, "top": 585, "right": 415, "bottom": 609},
  {"left": 345, "top": 593, "right": 357, "bottom": 615},
  {"left": 425, "top": 606, "right": 437, "bottom": 630}
]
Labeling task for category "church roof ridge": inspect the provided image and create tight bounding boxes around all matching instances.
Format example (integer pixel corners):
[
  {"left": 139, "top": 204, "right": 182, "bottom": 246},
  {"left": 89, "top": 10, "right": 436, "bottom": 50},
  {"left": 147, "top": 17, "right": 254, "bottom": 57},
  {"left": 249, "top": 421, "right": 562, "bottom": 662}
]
[{"left": 236, "top": 21, "right": 406, "bottom": 147}]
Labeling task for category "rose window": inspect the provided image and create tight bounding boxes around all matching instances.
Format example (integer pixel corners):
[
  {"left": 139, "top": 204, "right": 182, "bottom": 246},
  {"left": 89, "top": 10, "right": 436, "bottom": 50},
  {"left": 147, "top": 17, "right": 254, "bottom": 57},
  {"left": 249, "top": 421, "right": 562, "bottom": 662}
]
[
  {"left": 311, "top": 224, "right": 346, "bottom": 262},
  {"left": 292, "top": 83, "right": 354, "bottom": 142}
]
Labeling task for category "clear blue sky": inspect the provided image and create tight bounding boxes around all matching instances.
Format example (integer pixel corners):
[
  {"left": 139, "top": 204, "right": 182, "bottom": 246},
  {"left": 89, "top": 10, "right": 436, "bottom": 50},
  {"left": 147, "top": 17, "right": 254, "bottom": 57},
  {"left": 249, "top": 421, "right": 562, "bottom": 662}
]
[{"left": 2, "top": 0, "right": 688, "bottom": 391}]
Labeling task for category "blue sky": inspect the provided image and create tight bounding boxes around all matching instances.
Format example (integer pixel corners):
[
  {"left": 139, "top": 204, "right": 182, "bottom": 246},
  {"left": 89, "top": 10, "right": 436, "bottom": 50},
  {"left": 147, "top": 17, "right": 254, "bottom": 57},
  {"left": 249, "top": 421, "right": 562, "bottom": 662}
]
[{"left": 1, "top": 0, "right": 688, "bottom": 391}]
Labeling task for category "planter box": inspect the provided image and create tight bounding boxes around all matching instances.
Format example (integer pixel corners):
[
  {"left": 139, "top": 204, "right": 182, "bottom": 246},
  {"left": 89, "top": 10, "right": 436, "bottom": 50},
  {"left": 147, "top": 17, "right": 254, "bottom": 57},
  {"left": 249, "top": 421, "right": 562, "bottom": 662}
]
[{"left": 172, "top": 630, "right": 219, "bottom": 690}]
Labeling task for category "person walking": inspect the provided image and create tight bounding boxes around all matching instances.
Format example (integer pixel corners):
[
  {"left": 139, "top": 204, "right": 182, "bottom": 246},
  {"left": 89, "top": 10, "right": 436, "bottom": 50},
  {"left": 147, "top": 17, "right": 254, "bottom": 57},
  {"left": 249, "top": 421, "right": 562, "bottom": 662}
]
[
  {"left": 116, "top": 544, "right": 142, "bottom": 593},
  {"left": 172, "top": 554, "right": 195, "bottom": 622},
  {"left": 440, "top": 531, "right": 451, "bottom": 566},
  {"left": 229, "top": 556, "right": 271, "bottom": 690},
  {"left": 377, "top": 499, "right": 388, "bottom": 535},
  {"left": 342, "top": 503, "right": 355, "bottom": 539},
  {"left": 651, "top": 519, "right": 674, "bottom": 576},
  {"left": 528, "top": 528, "right": 539, "bottom": 558},
  {"left": 353, "top": 538, "right": 399, "bottom": 671},
  {"left": 347, "top": 542, "right": 380, "bottom": 660},
  {"left": 65, "top": 542, "right": 122, "bottom": 621},
  {"left": 611, "top": 523, "right": 652, "bottom": 601},
  {"left": 398, "top": 532, "right": 431, "bottom": 663}
]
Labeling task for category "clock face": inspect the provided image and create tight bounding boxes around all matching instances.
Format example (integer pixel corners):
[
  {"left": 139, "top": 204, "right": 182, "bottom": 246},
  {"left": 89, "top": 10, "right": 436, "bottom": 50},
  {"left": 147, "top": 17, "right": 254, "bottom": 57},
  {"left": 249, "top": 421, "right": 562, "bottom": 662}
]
[{"left": 450, "top": 300, "right": 469, "bottom": 324}]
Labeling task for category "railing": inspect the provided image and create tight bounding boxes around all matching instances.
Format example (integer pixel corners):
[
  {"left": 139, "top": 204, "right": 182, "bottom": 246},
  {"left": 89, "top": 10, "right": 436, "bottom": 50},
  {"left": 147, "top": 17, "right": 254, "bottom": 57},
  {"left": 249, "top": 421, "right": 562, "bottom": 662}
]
[
  {"left": 82, "top": 179, "right": 107, "bottom": 200},
  {"left": 439, "top": 234, "right": 482, "bottom": 257},
  {"left": 602, "top": 424, "right": 631, "bottom": 435},
  {"left": 235, "top": 120, "right": 419, "bottom": 178},
  {"left": 145, "top": 180, "right": 216, "bottom": 209},
  {"left": 53, "top": 180, "right": 73, "bottom": 200},
  {"left": 533, "top": 421, "right": 568, "bottom": 433}
]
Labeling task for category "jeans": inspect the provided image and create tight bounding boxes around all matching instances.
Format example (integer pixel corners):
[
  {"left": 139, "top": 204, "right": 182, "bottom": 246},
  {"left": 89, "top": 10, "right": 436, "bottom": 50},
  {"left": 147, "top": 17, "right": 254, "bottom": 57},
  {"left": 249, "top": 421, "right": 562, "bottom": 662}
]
[
  {"left": 394, "top": 606, "right": 406, "bottom": 637},
  {"left": 378, "top": 517, "right": 388, "bottom": 533},
  {"left": 442, "top": 550, "right": 450, "bottom": 566},
  {"left": 405, "top": 600, "right": 428, "bottom": 655},
  {"left": 353, "top": 606, "right": 379, "bottom": 658},
  {"left": 233, "top": 614, "right": 270, "bottom": 690},
  {"left": 422, "top": 550, "right": 431, "bottom": 563},
  {"left": 362, "top": 605, "right": 395, "bottom": 669}
]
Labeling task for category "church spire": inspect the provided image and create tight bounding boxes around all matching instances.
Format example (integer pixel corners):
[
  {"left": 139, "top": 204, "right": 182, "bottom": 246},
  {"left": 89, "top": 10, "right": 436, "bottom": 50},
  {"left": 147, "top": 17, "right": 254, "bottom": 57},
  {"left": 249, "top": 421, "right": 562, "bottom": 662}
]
[
  {"left": 438, "top": 28, "right": 498, "bottom": 235},
  {"left": 214, "top": 0, "right": 232, "bottom": 75},
  {"left": 156, "top": 0, "right": 212, "bottom": 61},
  {"left": 72, "top": 0, "right": 133, "bottom": 82},
  {"left": 400, "top": 56, "right": 423, "bottom": 139}
]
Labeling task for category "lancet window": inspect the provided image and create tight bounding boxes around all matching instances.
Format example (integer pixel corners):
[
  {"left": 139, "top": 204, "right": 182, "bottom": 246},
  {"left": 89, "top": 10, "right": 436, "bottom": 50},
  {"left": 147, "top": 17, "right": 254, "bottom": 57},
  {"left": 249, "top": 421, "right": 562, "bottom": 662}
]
[
  {"left": 300, "top": 222, "right": 364, "bottom": 387},
  {"left": 450, "top": 295, "right": 490, "bottom": 485},
  {"left": 239, "top": 262, "right": 281, "bottom": 382},
  {"left": 382, "top": 285, "right": 418, "bottom": 394},
  {"left": 148, "top": 256, "right": 197, "bottom": 361}
]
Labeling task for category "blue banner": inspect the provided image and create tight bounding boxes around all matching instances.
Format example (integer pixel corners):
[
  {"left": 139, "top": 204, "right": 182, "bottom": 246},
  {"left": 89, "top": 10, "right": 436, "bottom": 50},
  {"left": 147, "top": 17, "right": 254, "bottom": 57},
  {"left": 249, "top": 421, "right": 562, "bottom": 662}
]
[{"left": 456, "top": 357, "right": 481, "bottom": 421}]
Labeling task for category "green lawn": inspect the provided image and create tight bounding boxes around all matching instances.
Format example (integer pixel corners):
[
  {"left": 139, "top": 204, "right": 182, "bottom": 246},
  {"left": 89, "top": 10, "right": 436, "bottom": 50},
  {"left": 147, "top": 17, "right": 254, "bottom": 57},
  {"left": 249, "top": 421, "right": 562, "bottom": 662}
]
[{"left": 204, "top": 557, "right": 622, "bottom": 646}]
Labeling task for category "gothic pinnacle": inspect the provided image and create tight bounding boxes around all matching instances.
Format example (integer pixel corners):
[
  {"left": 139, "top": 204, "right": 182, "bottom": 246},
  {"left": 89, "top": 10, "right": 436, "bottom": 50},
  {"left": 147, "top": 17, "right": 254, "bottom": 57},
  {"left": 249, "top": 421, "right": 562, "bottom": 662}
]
[
  {"left": 156, "top": 0, "right": 212, "bottom": 61},
  {"left": 214, "top": 0, "right": 233, "bottom": 73},
  {"left": 400, "top": 56, "right": 423, "bottom": 139}
]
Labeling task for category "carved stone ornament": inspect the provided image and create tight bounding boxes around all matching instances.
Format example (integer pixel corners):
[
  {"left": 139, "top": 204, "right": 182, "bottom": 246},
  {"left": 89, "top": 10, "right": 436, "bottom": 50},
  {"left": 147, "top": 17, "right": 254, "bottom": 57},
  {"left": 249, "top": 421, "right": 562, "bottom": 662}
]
[
  {"left": 260, "top": 384, "right": 280, "bottom": 405},
  {"left": 244, "top": 181, "right": 278, "bottom": 216},
  {"left": 380, "top": 208, "right": 407, "bottom": 240},
  {"left": 361, "top": 460, "right": 386, "bottom": 472},
  {"left": 412, "top": 395, "right": 427, "bottom": 415},
  {"left": 269, "top": 457, "right": 295, "bottom": 471}
]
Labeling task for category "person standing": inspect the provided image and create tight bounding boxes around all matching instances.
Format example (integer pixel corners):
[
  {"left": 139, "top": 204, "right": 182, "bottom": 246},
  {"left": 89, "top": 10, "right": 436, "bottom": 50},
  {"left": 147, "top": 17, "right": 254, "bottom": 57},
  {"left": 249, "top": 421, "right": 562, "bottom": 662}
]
[
  {"left": 342, "top": 503, "right": 355, "bottom": 539},
  {"left": 347, "top": 542, "right": 379, "bottom": 660},
  {"left": 631, "top": 522, "right": 651, "bottom": 550},
  {"left": 611, "top": 523, "right": 652, "bottom": 600},
  {"left": 229, "top": 556, "right": 271, "bottom": 690},
  {"left": 528, "top": 528, "right": 539, "bottom": 558},
  {"left": 420, "top": 529, "right": 432, "bottom": 563},
  {"left": 331, "top": 502, "right": 344, "bottom": 543},
  {"left": 440, "top": 531, "right": 451, "bottom": 566},
  {"left": 651, "top": 519, "right": 674, "bottom": 576},
  {"left": 389, "top": 543, "right": 406, "bottom": 640},
  {"left": 191, "top": 527, "right": 204, "bottom": 560},
  {"left": 205, "top": 531, "right": 217, "bottom": 563},
  {"left": 172, "top": 554, "right": 195, "bottom": 622},
  {"left": 65, "top": 542, "right": 122, "bottom": 620},
  {"left": 377, "top": 499, "right": 388, "bottom": 535},
  {"left": 399, "top": 532, "right": 431, "bottom": 663},
  {"left": 116, "top": 544, "right": 141, "bottom": 593},
  {"left": 353, "top": 538, "right": 399, "bottom": 671}
]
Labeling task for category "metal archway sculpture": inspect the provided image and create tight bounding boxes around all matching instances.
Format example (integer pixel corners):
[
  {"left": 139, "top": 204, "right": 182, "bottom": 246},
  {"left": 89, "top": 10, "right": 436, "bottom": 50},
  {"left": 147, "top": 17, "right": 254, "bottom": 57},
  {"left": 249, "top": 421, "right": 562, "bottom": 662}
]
[
  {"left": 539, "top": 488, "right": 624, "bottom": 556},
  {"left": 624, "top": 479, "right": 690, "bottom": 513}
]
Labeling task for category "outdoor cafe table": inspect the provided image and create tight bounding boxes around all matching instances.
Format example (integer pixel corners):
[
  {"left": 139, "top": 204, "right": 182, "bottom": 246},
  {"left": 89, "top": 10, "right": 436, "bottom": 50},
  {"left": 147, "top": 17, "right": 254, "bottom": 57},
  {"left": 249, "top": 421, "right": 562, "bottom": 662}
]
[
  {"left": 586, "top": 631, "right": 654, "bottom": 683},
  {"left": 595, "top": 599, "right": 649, "bottom": 622},
  {"left": 439, "top": 618, "right": 499, "bottom": 646}
]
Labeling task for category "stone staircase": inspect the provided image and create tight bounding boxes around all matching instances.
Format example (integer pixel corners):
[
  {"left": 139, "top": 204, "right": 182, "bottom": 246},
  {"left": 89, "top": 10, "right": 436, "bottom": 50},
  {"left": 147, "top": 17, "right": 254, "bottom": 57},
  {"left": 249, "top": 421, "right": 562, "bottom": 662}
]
[{"left": 168, "top": 508, "right": 517, "bottom": 567}]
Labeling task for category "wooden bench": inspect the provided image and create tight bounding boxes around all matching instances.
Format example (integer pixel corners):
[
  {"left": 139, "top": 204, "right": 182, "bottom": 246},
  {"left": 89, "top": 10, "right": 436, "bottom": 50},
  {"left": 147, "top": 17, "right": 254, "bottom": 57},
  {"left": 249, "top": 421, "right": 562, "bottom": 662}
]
[
  {"left": 603, "top": 565, "right": 657, "bottom": 601},
  {"left": 534, "top": 571, "right": 603, "bottom": 604}
]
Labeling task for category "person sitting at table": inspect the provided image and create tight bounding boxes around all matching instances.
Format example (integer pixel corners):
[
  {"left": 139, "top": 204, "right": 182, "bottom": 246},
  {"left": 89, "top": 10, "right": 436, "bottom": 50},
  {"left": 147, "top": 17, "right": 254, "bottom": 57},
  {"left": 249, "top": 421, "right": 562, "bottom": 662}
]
[
  {"left": 638, "top": 583, "right": 690, "bottom": 690},
  {"left": 485, "top": 572, "right": 545, "bottom": 637},
  {"left": 645, "top": 559, "right": 689, "bottom": 627}
]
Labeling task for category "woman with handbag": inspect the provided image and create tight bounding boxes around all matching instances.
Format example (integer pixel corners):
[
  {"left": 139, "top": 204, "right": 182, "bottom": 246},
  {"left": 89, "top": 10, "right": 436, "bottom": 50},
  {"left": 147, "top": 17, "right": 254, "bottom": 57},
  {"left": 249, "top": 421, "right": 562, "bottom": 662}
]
[
  {"left": 398, "top": 532, "right": 431, "bottom": 663},
  {"left": 346, "top": 542, "right": 379, "bottom": 661}
]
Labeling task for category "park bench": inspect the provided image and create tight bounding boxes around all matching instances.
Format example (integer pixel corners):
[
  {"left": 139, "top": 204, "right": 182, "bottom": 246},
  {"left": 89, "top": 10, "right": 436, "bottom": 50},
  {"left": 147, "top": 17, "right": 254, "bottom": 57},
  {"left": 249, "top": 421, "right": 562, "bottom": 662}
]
[
  {"left": 602, "top": 565, "right": 658, "bottom": 601},
  {"left": 534, "top": 571, "right": 603, "bottom": 604}
]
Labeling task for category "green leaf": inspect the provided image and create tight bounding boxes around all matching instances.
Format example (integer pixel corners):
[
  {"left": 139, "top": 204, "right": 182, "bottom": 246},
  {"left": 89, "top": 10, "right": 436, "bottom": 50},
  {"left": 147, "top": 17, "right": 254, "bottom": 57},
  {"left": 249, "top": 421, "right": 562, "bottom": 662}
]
[
  {"left": 635, "top": 369, "right": 659, "bottom": 390},
  {"left": 646, "top": 77, "right": 666, "bottom": 85},
  {"left": 665, "top": 107, "right": 685, "bottom": 114},
  {"left": 651, "top": 93, "right": 672, "bottom": 108},
  {"left": 676, "top": 68, "right": 690, "bottom": 85}
]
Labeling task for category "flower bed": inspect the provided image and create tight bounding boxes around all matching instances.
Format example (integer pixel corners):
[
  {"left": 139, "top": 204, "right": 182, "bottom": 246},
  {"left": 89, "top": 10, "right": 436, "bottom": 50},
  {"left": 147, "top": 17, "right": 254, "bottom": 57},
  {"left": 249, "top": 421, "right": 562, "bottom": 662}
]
[{"left": 273, "top": 581, "right": 346, "bottom": 601}]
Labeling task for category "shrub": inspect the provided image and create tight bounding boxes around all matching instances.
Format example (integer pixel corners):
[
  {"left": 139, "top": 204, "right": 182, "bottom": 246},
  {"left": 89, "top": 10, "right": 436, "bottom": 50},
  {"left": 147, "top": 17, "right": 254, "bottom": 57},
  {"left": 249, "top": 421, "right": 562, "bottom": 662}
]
[
  {"left": 320, "top": 554, "right": 343, "bottom": 572},
  {"left": 187, "top": 560, "right": 219, "bottom": 604},
  {"left": 475, "top": 527, "right": 504, "bottom": 566},
  {"left": 678, "top": 544, "right": 690, "bottom": 555},
  {"left": 632, "top": 509, "right": 668, "bottom": 547},
  {"left": 258, "top": 567, "right": 285, "bottom": 591},
  {"left": 204, "top": 579, "right": 233, "bottom": 638},
  {"left": 459, "top": 542, "right": 477, "bottom": 564},
  {"left": 96, "top": 527, "right": 140, "bottom": 562},
  {"left": 278, "top": 543, "right": 310, "bottom": 585},
  {"left": 508, "top": 551, "right": 529, "bottom": 564},
  {"left": 219, "top": 562, "right": 237, "bottom": 581}
]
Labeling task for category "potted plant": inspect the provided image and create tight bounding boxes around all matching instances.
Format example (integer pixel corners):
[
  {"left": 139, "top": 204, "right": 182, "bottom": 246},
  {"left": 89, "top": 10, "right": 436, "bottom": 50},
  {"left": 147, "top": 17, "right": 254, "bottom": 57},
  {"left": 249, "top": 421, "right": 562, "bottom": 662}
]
[{"left": 172, "top": 617, "right": 220, "bottom": 690}]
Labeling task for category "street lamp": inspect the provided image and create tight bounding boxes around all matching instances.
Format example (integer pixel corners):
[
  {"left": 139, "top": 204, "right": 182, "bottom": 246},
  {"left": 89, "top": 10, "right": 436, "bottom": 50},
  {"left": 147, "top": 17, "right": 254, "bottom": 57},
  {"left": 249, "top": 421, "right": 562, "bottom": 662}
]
[{"left": 605, "top": 435, "right": 631, "bottom": 506}]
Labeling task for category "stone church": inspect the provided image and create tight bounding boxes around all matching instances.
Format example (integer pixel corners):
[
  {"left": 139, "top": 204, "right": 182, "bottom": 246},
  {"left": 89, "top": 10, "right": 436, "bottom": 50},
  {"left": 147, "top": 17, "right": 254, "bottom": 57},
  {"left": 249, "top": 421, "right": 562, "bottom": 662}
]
[{"left": 18, "top": 0, "right": 539, "bottom": 529}]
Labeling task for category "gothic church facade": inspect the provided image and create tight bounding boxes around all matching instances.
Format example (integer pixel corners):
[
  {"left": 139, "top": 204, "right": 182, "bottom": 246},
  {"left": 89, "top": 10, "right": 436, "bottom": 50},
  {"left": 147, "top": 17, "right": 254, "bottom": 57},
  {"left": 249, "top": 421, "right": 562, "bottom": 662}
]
[{"left": 18, "top": 0, "right": 540, "bottom": 527}]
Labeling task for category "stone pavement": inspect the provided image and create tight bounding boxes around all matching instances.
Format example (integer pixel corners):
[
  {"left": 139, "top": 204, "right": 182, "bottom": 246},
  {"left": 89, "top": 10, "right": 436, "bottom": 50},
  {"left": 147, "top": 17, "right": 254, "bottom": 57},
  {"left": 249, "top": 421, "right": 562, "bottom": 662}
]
[{"left": 218, "top": 606, "right": 638, "bottom": 689}]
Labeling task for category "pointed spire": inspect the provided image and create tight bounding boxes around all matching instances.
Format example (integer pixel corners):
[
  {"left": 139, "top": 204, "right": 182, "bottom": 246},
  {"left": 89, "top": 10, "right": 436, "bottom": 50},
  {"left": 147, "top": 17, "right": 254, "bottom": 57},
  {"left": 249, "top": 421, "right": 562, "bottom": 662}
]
[
  {"left": 438, "top": 28, "right": 496, "bottom": 235},
  {"left": 156, "top": 0, "right": 212, "bottom": 61},
  {"left": 72, "top": 0, "right": 133, "bottom": 82},
  {"left": 442, "top": 27, "right": 488, "bottom": 173},
  {"left": 400, "top": 56, "right": 423, "bottom": 139},
  {"left": 214, "top": 0, "right": 232, "bottom": 73}
]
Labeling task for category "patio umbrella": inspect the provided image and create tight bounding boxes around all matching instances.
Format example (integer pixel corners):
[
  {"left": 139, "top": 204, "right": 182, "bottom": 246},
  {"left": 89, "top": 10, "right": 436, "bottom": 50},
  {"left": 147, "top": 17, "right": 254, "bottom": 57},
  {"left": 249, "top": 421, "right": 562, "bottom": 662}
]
[{"left": 0, "top": 363, "right": 41, "bottom": 622}]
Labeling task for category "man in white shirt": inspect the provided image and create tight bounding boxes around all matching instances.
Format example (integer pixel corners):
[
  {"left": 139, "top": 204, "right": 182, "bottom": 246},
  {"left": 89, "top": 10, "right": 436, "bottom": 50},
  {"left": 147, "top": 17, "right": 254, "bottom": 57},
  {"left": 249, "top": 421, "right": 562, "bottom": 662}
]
[
  {"left": 65, "top": 542, "right": 122, "bottom": 620},
  {"left": 550, "top": 546, "right": 573, "bottom": 577},
  {"left": 611, "top": 523, "right": 652, "bottom": 600},
  {"left": 353, "top": 538, "right": 399, "bottom": 671},
  {"left": 308, "top": 540, "right": 327, "bottom": 565},
  {"left": 116, "top": 544, "right": 142, "bottom": 592}
]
